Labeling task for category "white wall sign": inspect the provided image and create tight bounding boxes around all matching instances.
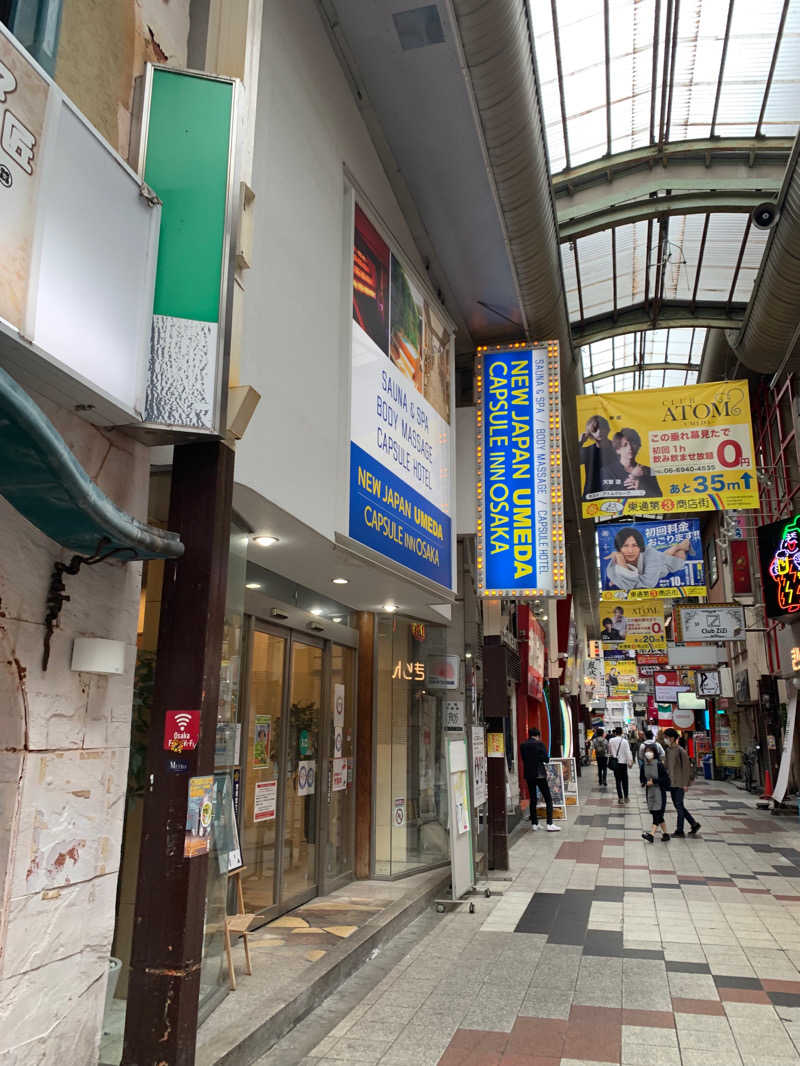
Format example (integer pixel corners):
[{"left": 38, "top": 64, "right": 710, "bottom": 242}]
[
  {"left": 393, "top": 796, "right": 405, "bottom": 826},
  {"left": 426, "top": 654, "right": 460, "bottom": 689},
  {"left": 253, "top": 779, "right": 277, "bottom": 822},
  {"left": 444, "top": 699, "right": 465, "bottom": 730},
  {"left": 332, "top": 757, "right": 347, "bottom": 791},
  {"left": 472, "top": 726, "right": 488, "bottom": 807},
  {"left": 297, "top": 759, "right": 316, "bottom": 796}
]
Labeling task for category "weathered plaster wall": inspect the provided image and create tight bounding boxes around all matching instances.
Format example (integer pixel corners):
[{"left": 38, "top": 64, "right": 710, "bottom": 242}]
[
  {"left": 54, "top": 0, "right": 191, "bottom": 157},
  {"left": 0, "top": 397, "right": 147, "bottom": 1065}
]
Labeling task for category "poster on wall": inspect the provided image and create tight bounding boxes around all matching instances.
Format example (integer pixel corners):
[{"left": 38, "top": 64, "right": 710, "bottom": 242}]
[
  {"left": 332, "top": 758, "right": 347, "bottom": 792},
  {"left": 184, "top": 775, "right": 214, "bottom": 858},
  {"left": 528, "top": 617, "right": 545, "bottom": 700},
  {"left": 598, "top": 601, "right": 666, "bottom": 650},
  {"left": 576, "top": 381, "right": 759, "bottom": 519},
  {"left": 475, "top": 343, "right": 566, "bottom": 597},
  {"left": 297, "top": 760, "right": 316, "bottom": 796},
  {"left": 253, "top": 715, "right": 271, "bottom": 767},
  {"left": 597, "top": 520, "right": 705, "bottom": 598},
  {"left": 349, "top": 204, "right": 454, "bottom": 589},
  {"left": 472, "top": 726, "right": 488, "bottom": 806}
]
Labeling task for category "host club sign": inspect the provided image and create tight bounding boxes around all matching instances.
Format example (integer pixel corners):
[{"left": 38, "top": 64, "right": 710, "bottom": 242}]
[{"left": 476, "top": 342, "right": 566, "bottom": 598}]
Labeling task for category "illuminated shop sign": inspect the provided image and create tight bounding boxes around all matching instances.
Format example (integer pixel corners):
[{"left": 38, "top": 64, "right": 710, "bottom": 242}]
[
  {"left": 576, "top": 380, "right": 759, "bottom": 520},
  {"left": 791, "top": 647, "right": 800, "bottom": 672},
  {"left": 757, "top": 514, "right": 800, "bottom": 620},
  {"left": 475, "top": 342, "right": 566, "bottom": 597},
  {"left": 391, "top": 660, "right": 425, "bottom": 681},
  {"left": 348, "top": 204, "right": 454, "bottom": 590}
]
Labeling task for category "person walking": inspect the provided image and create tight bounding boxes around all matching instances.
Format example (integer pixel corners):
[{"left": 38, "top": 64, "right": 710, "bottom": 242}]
[
  {"left": 663, "top": 728, "right": 701, "bottom": 837},
  {"left": 591, "top": 728, "right": 609, "bottom": 788},
  {"left": 641, "top": 743, "right": 671, "bottom": 843},
  {"left": 520, "top": 728, "right": 561, "bottom": 832},
  {"left": 608, "top": 726, "right": 633, "bottom": 804},
  {"left": 638, "top": 729, "right": 664, "bottom": 783}
]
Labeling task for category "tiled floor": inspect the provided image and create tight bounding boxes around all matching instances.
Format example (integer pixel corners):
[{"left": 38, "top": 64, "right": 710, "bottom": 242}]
[{"left": 270, "top": 776, "right": 800, "bottom": 1066}]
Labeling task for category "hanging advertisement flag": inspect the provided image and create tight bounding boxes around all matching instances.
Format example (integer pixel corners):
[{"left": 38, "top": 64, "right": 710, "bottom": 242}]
[
  {"left": 576, "top": 381, "right": 758, "bottom": 519},
  {"left": 528, "top": 617, "right": 545, "bottom": 700},
  {"left": 604, "top": 658, "right": 638, "bottom": 697},
  {"left": 348, "top": 204, "right": 454, "bottom": 589},
  {"left": 598, "top": 601, "right": 666, "bottom": 650},
  {"left": 475, "top": 343, "right": 566, "bottom": 597},
  {"left": 597, "top": 519, "right": 705, "bottom": 599}
]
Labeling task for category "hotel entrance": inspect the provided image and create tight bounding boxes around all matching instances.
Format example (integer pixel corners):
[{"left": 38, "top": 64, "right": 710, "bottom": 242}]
[{"left": 240, "top": 620, "right": 356, "bottom": 921}]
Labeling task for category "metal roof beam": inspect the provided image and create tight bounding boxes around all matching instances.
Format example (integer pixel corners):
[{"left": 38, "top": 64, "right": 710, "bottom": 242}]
[
  {"left": 572, "top": 300, "right": 746, "bottom": 345},
  {"left": 552, "top": 138, "right": 793, "bottom": 197},
  {"left": 585, "top": 361, "right": 700, "bottom": 384},
  {"left": 558, "top": 189, "right": 768, "bottom": 242}
]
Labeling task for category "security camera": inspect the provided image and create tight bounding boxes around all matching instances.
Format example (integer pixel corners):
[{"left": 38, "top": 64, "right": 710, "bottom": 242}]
[{"left": 752, "top": 201, "right": 779, "bottom": 230}]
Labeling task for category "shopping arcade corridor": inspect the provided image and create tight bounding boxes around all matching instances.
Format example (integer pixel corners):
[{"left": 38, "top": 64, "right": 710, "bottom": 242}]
[{"left": 257, "top": 774, "right": 800, "bottom": 1066}]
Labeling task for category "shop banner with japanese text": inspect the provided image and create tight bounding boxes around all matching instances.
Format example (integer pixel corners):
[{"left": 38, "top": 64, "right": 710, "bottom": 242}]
[
  {"left": 598, "top": 600, "right": 666, "bottom": 650},
  {"left": 597, "top": 519, "right": 705, "bottom": 598},
  {"left": 576, "top": 381, "right": 758, "bottom": 519},
  {"left": 604, "top": 658, "right": 639, "bottom": 698}
]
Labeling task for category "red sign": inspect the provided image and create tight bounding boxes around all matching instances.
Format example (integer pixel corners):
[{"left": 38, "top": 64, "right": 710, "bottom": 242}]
[
  {"left": 164, "top": 710, "right": 201, "bottom": 753},
  {"left": 730, "top": 539, "right": 752, "bottom": 595},
  {"left": 637, "top": 653, "right": 669, "bottom": 666}
]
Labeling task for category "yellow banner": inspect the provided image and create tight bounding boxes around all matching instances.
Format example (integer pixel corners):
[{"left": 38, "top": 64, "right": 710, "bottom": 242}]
[
  {"left": 598, "top": 600, "right": 666, "bottom": 650},
  {"left": 576, "top": 381, "right": 758, "bottom": 519},
  {"left": 604, "top": 658, "right": 639, "bottom": 697}
]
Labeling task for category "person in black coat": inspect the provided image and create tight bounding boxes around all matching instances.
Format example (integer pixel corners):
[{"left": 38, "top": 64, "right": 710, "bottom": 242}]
[{"left": 520, "top": 728, "right": 561, "bottom": 832}]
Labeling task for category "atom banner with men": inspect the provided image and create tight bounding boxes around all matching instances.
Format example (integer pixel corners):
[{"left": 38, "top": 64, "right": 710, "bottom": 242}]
[
  {"left": 598, "top": 600, "right": 667, "bottom": 650},
  {"left": 576, "top": 381, "right": 759, "bottom": 519},
  {"left": 597, "top": 519, "right": 706, "bottom": 599}
]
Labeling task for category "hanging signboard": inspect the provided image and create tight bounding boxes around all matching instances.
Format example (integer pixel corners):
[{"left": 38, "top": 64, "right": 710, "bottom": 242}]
[
  {"left": 598, "top": 600, "right": 666, "bottom": 650},
  {"left": 348, "top": 203, "right": 455, "bottom": 589},
  {"left": 757, "top": 513, "right": 800, "bottom": 620},
  {"left": 604, "top": 658, "right": 639, "bottom": 697},
  {"left": 673, "top": 603, "right": 746, "bottom": 642},
  {"left": 597, "top": 519, "right": 705, "bottom": 598},
  {"left": 139, "top": 65, "right": 237, "bottom": 432},
  {"left": 475, "top": 342, "right": 566, "bottom": 598},
  {"left": 576, "top": 381, "right": 759, "bottom": 519},
  {"left": 528, "top": 617, "right": 545, "bottom": 700}
]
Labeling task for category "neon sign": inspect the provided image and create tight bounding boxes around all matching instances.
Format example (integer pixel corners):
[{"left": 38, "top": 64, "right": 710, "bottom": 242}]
[{"left": 766, "top": 516, "right": 800, "bottom": 615}]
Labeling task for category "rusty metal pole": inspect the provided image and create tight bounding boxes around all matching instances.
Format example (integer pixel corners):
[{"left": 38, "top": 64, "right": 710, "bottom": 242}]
[{"left": 122, "top": 439, "right": 234, "bottom": 1066}]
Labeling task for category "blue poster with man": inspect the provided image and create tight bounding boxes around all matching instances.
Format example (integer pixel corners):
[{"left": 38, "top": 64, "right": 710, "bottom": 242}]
[{"left": 597, "top": 519, "right": 706, "bottom": 598}]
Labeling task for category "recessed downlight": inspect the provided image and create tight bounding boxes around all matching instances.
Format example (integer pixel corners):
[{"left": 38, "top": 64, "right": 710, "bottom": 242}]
[
  {"left": 310, "top": 607, "right": 324, "bottom": 616},
  {"left": 245, "top": 582, "right": 262, "bottom": 590},
  {"left": 332, "top": 616, "right": 343, "bottom": 623},
  {"left": 383, "top": 602, "right": 398, "bottom": 613},
  {"left": 254, "top": 535, "right": 279, "bottom": 547},
  {"left": 332, "top": 577, "right": 349, "bottom": 585}
]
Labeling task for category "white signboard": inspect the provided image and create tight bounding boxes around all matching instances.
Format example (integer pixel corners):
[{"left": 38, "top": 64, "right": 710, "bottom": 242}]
[
  {"left": 472, "top": 726, "right": 488, "bottom": 807},
  {"left": 334, "top": 683, "right": 345, "bottom": 728},
  {"left": 393, "top": 796, "right": 405, "bottom": 826},
  {"left": 675, "top": 605, "right": 746, "bottom": 642},
  {"left": 297, "top": 760, "right": 316, "bottom": 796},
  {"left": 426, "top": 654, "right": 460, "bottom": 689},
  {"left": 444, "top": 699, "right": 465, "bottom": 730},
  {"left": 348, "top": 203, "right": 454, "bottom": 590},
  {"left": 253, "top": 779, "right": 277, "bottom": 822}
]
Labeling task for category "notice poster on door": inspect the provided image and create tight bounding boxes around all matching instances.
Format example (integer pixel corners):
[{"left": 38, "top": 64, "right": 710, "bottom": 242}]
[
  {"left": 334, "top": 684, "right": 345, "bottom": 728},
  {"left": 297, "top": 759, "right": 316, "bottom": 796},
  {"left": 184, "top": 775, "right": 214, "bottom": 858},
  {"left": 254, "top": 779, "right": 277, "bottom": 822},
  {"left": 332, "top": 757, "right": 347, "bottom": 791},
  {"left": 254, "top": 715, "right": 271, "bottom": 767}
]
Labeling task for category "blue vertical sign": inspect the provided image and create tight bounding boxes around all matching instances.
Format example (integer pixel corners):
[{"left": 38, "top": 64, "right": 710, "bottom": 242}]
[{"left": 476, "top": 343, "right": 565, "bottom": 598}]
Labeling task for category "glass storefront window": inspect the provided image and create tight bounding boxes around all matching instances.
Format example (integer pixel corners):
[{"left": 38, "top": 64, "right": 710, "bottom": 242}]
[
  {"left": 327, "top": 645, "right": 355, "bottom": 880},
  {"left": 375, "top": 616, "right": 450, "bottom": 877}
]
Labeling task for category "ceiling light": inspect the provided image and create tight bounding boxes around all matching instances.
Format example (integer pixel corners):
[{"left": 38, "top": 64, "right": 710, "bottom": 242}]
[
  {"left": 332, "top": 616, "right": 343, "bottom": 623},
  {"left": 245, "top": 582, "right": 262, "bottom": 590},
  {"left": 383, "top": 602, "right": 397, "bottom": 613},
  {"left": 310, "top": 607, "right": 323, "bottom": 616},
  {"left": 541, "top": 614, "right": 548, "bottom": 621},
  {"left": 332, "top": 577, "right": 349, "bottom": 585},
  {"left": 254, "top": 535, "right": 278, "bottom": 547},
  {"left": 465, "top": 651, "right": 473, "bottom": 659}
]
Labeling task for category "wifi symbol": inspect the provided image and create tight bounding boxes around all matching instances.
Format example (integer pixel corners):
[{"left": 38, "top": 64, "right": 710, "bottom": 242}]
[{"left": 174, "top": 713, "right": 192, "bottom": 730}]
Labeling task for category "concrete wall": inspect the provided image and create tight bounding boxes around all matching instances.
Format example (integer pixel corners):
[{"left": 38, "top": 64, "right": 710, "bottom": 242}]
[
  {"left": 235, "top": 0, "right": 425, "bottom": 539},
  {"left": 54, "top": 0, "right": 191, "bottom": 157},
  {"left": 0, "top": 398, "right": 147, "bottom": 1065}
]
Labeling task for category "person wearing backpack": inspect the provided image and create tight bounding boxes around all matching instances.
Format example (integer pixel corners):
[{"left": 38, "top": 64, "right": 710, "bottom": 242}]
[
  {"left": 520, "top": 728, "right": 561, "bottom": 832},
  {"left": 608, "top": 726, "right": 633, "bottom": 804},
  {"left": 591, "top": 728, "right": 609, "bottom": 788}
]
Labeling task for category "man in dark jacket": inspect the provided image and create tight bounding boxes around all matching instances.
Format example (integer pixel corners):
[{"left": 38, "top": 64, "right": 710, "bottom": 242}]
[
  {"left": 520, "top": 728, "right": 560, "bottom": 832},
  {"left": 663, "top": 728, "right": 701, "bottom": 837}
]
